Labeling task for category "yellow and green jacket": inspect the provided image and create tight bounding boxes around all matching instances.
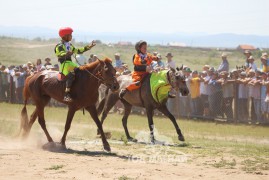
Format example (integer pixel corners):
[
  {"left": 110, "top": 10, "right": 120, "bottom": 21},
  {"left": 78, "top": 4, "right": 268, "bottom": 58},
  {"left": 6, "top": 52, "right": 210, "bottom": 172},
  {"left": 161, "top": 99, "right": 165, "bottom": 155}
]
[{"left": 54, "top": 41, "right": 90, "bottom": 64}]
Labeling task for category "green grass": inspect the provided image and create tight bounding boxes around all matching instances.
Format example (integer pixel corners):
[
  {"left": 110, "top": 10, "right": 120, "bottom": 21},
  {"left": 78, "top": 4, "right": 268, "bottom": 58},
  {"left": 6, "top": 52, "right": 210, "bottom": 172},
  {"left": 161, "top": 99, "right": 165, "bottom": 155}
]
[
  {"left": 45, "top": 165, "right": 64, "bottom": 170},
  {"left": 118, "top": 175, "right": 134, "bottom": 180},
  {"left": 0, "top": 36, "right": 261, "bottom": 71}
]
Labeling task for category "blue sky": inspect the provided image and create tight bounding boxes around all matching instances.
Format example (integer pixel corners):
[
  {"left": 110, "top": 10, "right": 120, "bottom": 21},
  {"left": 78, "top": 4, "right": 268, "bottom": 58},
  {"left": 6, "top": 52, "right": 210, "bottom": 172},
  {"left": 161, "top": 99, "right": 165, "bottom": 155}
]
[{"left": 0, "top": 0, "right": 268, "bottom": 35}]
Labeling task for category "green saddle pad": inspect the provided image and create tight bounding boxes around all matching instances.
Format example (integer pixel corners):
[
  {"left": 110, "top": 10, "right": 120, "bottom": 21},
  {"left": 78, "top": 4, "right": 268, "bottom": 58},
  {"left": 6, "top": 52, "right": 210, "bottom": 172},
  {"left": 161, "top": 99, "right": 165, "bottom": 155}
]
[{"left": 150, "top": 70, "right": 171, "bottom": 104}]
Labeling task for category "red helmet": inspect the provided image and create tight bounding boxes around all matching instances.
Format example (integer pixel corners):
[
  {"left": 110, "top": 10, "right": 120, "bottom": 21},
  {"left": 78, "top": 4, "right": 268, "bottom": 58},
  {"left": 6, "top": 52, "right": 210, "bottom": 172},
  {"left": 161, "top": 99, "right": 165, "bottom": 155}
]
[{"left": 59, "top": 27, "right": 73, "bottom": 38}]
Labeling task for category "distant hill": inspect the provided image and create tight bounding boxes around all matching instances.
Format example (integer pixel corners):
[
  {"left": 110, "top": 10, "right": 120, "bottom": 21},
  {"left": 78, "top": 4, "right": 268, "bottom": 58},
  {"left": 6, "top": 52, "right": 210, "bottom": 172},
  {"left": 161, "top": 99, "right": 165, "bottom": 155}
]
[{"left": 1, "top": 26, "right": 269, "bottom": 48}]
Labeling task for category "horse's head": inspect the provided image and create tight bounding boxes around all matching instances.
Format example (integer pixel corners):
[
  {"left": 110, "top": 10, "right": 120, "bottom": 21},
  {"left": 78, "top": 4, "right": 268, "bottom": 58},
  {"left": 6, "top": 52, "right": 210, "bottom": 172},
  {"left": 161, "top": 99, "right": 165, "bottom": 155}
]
[
  {"left": 98, "top": 58, "right": 119, "bottom": 92},
  {"left": 174, "top": 66, "right": 189, "bottom": 96}
]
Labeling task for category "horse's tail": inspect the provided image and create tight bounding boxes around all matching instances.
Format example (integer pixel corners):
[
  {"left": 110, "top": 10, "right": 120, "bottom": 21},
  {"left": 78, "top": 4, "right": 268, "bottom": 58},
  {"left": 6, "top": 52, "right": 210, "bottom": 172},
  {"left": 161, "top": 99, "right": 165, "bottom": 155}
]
[
  {"left": 18, "top": 76, "right": 32, "bottom": 136},
  {"left": 97, "top": 97, "right": 106, "bottom": 116}
]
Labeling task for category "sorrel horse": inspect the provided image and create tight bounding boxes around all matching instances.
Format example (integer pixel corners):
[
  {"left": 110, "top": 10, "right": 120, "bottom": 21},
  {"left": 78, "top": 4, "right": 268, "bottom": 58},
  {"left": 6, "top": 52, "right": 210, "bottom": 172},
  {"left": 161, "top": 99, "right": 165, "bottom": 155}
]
[
  {"left": 19, "top": 58, "right": 119, "bottom": 152},
  {"left": 97, "top": 68, "right": 189, "bottom": 143}
]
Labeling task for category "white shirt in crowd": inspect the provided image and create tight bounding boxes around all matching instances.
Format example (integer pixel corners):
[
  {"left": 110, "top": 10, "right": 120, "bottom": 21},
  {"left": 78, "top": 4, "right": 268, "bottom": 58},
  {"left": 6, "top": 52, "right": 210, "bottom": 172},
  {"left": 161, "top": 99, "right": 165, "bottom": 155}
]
[{"left": 166, "top": 60, "right": 176, "bottom": 69}]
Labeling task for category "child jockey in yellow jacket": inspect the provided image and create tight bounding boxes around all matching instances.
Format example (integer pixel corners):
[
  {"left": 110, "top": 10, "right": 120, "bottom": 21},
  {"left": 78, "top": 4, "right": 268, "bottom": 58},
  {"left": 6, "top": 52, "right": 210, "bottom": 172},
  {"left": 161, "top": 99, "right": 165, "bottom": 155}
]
[{"left": 55, "top": 27, "right": 96, "bottom": 102}]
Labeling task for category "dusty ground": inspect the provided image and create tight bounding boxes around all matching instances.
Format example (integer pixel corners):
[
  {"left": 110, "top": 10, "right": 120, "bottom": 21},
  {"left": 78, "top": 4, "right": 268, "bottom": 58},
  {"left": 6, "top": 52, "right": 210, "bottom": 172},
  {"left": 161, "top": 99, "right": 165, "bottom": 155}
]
[{"left": 0, "top": 135, "right": 268, "bottom": 180}]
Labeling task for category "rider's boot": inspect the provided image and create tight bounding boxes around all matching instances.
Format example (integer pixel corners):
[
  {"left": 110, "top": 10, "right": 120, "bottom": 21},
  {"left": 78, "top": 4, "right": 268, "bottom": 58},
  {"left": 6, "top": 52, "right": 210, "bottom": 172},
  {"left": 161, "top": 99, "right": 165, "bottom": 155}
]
[
  {"left": 64, "top": 72, "right": 75, "bottom": 102},
  {"left": 119, "top": 89, "right": 128, "bottom": 99}
]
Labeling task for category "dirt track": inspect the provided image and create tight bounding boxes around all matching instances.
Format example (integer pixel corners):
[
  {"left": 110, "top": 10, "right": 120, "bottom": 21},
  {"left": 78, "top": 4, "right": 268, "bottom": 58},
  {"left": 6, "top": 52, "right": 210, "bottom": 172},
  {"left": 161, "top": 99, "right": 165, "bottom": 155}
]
[{"left": 0, "top": 136, "right": 268, "bottom": 180}]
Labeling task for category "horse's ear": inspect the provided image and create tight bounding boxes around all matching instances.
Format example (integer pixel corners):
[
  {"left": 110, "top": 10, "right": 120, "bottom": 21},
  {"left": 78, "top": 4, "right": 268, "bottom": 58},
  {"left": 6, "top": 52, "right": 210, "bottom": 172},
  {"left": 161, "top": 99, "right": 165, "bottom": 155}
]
[
  {"left": 170, "top": 67, "right": 176, "bottom": 73},
  {"left": 177, "top": 64, "right": 183, "bottom": 71}
]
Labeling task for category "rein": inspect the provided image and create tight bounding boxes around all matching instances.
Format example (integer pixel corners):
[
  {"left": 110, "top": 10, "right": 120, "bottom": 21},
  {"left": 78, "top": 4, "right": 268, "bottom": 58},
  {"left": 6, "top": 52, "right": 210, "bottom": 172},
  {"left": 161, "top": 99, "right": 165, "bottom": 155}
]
[{"left": 74, "top": 55, "right": 115, "bottom": 87}]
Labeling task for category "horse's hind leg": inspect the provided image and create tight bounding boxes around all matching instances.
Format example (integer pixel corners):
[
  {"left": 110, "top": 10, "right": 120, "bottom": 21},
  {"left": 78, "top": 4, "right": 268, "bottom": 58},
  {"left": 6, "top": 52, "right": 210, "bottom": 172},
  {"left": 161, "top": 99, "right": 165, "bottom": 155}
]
[
  {"left": 36, "top": 97, "right": 53, "bottom": 142},
  {"left": 121, "top": 100, "right": 136, "bottom": 142},
  {"left": 146, "top": 107, "right": 155, "bottom": 143},
  {"left": 158, "top": 105, "right": 185, "bottom": 141},
  {"left": 97, "top": 93, "right": 119, "bottom": 135},
  {"left": 86, "top": 105, "right": 111, "bottom": 152}
]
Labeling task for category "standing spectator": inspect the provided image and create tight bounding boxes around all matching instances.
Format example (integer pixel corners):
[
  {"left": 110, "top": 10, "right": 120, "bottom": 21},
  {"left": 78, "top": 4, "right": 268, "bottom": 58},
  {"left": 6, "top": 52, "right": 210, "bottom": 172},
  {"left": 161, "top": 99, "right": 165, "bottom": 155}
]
[
  {"left": 244, "top": 50, "right": 252, "bottom": 68},
  {"left": 219, "top": 71, "right": 234, "bottom": 121},
  {"left": 247, "top": 70, "right": 257, "bottom": 122},
  {"left": 248, "top": 56, "right": 257, "bottom": 72},
  {"left": 0, "top": 65, "right": 9, "bottom": 102},
  {"left": 199, "top": 71, "right": 210, "bottom": 117},
  {"left": 248, "top": 70, "right": 262, "bottom": 124},
  {"left": 121, "top": 64, "right": 131, "bottom": 75},
  {"left": 44, "top": 58, "right": 52, "bottom": 66},
  {"left": 260, "top": 53, "right": 269, "bottom": 73},
  {"left": 7, "top": 65, "right": 15, "bottom": 103},
  {"left": 114, "top": 53, "right": 123, "bottom": 68},
  {"left": 217, "top": 53, "right": 229, "bottom": 72},
  {"left": 203, "top": 65, "right": 210, "bottom": 72},
  {"left": 208, "top": 71, "right": 222, "bottom": 118},
  {"left": 189, "top": 70, "right": 201, "bottom": 118},
  {"left": 35, "top": 59, "right": 43, "bottom": 72},
  {"left": 260, "top": 72, "right": 269, "bottom": 122},
  {"left": 15, "top": 66, "right": 27, "bottom": 103},
  {"left": 165, "top": 52, "right": 176, "bottom": 69},
  {"left": 236, "top": 72, "right": 249, "bottom": 122},
  {"left": 151, "top": 53, "right": 165, "bottom": 70},
  {"left": 27, "top": 61, "right": 33, "bottom": 71}
]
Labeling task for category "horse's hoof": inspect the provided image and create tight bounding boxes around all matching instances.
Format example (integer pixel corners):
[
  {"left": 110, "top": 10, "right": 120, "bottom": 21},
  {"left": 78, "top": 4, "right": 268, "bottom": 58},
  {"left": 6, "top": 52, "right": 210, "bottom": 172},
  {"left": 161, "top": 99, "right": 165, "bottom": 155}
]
[
  {"left": 150, "top": 139, "right": 156, "bottom": 144},
  {"left": 42, "top": 142, "right": 56, "bottom": 150},
  {"left": 97, "top": 129, "right": 101, "bottom": 135},
  {"left": 56, "top": 142, "right": 67, "bottom": 151},
  {"left": 103, "top": 144, "right": 111, "bottom": 152},
  {"left": 178, "top": 135, "right": 185, "bottom": 142},
  {"left": 128, "top": 138, "right": 138, "bottom": 142}
]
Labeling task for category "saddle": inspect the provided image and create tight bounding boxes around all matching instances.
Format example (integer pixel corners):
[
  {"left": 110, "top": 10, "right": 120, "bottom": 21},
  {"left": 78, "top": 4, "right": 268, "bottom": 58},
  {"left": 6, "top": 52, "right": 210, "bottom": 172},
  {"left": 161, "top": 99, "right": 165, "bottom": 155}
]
[
  {"left": 57, "top": 73, "right": 66, "bottom": 81},
  {"left": 42, "top": 70, "right": 67, "bottom": 82}
]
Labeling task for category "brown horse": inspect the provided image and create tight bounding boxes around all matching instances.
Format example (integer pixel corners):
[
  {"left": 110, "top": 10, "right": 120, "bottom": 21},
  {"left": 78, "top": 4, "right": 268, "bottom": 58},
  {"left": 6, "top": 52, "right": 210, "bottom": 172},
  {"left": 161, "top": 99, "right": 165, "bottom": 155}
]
[
  {"left": 97, "top": 68, "right": 189, "bottom": 143},
  {"left": 19, "top": 58, "right": 119, "bottom": 152}
]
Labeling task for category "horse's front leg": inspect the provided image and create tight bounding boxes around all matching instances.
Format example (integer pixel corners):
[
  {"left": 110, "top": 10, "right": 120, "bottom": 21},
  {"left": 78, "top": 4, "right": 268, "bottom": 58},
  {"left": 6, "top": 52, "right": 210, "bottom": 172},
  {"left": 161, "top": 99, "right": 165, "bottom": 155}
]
[
  {"left": 158, "top": 105, "right": 185, "bottom": 141},
  {"left": 146, "top": 108, "right": 155, "bottom": 143},
  {"left": 60, "top": 108, "right": 76, "bottom": 147},
  {"left": 86, "top": 105, "right": 111, "bottom": 152}
]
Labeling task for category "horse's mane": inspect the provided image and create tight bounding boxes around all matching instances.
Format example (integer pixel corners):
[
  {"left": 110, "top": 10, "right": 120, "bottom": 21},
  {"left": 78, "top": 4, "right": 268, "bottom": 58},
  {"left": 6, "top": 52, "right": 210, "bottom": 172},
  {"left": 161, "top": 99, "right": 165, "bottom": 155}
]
[{"left": 79, "top": 58, "right": 112, "bottom": 71}]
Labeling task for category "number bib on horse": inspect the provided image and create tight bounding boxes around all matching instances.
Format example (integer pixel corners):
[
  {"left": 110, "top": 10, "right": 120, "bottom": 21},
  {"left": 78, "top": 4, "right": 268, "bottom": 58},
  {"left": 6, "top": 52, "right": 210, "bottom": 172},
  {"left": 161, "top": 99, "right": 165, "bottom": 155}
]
[{"left": 150, "top": 70, "right": 171, "bottom": 104}]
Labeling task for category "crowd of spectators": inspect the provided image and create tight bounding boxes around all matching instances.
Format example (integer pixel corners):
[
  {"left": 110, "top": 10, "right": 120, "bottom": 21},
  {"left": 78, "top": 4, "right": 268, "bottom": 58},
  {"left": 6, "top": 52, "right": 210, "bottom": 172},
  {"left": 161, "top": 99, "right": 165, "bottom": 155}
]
[
  {"left": 175, "top": 50, "right": 269, "bottom": 125},
  {"left": 1, "top": 50, "right": 269, "bottom": 125},
  {"left": 0, "top": 58, "right": 59, "bottom": 104}
]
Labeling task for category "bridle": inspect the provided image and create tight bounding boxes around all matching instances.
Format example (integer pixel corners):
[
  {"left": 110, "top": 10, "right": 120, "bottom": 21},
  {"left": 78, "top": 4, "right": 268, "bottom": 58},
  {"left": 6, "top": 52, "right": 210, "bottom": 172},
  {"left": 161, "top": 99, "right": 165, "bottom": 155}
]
[
  {"left": 74, "top": 55, "right": 117, "bottom": 88},
  {"left": 167, "top": 69, "right": 177, "bottom": 89}
]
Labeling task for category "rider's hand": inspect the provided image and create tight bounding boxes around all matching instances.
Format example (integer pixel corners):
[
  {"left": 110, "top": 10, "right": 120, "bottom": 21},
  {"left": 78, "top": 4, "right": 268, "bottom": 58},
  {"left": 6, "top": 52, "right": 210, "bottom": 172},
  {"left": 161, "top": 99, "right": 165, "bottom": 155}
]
[
  {"left": 88, "top": 40, "right": 96, "bottom": 48},
  {"left": 67, "top": 51, "right": 73, "bottom": 56},
  {"left": 146, "top": 66, "right": 152, "bottom": 72}
]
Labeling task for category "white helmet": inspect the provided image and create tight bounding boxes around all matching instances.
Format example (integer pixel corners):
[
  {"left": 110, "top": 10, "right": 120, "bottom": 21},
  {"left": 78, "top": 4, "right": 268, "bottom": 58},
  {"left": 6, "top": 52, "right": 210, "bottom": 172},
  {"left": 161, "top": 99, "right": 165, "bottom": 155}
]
[{"left": 75, "top": 54, "right": 87, "bottom": 65}]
